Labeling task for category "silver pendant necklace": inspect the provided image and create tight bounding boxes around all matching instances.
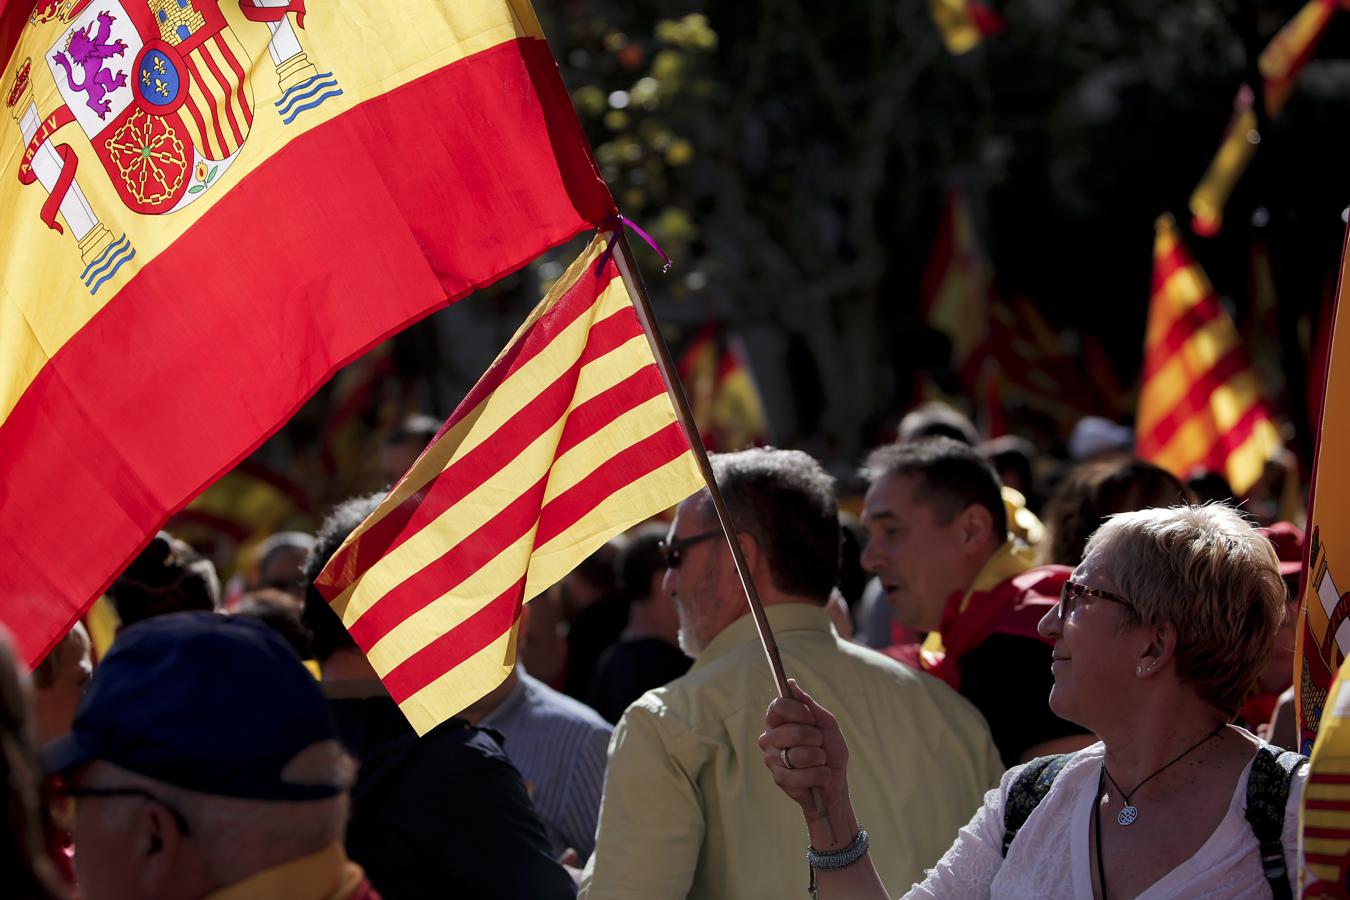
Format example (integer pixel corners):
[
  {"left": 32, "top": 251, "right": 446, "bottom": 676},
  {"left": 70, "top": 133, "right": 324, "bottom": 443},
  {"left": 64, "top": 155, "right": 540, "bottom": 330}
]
[{"left": 1101, "top": 723, "right": 1224, "bottom": 827}]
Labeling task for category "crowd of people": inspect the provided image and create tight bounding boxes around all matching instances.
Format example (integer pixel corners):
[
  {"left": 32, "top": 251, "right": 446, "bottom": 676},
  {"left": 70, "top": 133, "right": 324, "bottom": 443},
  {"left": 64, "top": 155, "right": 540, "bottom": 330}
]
[{"left": 0, "top": 401, "right": 1311, "bottom": 899}]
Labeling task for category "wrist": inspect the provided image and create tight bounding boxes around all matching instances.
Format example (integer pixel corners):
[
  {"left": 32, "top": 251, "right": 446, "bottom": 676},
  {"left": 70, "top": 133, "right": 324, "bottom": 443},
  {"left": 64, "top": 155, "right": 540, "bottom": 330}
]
[{"left": 805, "top": 787, "right": 858, "bottom": 852}]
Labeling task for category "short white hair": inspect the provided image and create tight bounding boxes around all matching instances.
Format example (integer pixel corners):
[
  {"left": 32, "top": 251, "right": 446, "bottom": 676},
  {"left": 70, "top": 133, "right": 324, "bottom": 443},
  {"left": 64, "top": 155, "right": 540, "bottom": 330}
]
[{"left": 1085, "top": 503, "right": 1285, "bottom": 716}]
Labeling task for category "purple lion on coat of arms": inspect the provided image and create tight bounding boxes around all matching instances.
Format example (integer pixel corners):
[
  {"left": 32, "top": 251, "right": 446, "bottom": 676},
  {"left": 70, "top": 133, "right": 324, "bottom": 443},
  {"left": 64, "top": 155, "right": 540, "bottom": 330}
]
[{"left": 52, "top": 11, "right": 128, "bottom": 118}]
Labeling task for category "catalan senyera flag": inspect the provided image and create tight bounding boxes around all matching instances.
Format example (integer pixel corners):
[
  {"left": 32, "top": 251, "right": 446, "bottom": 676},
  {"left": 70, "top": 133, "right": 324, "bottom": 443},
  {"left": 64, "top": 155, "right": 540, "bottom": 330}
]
[
  {"left": 0, "top": 0, "right": 615, "bottom": 665},
  {"left": 1295, "top": 228, "right": 1350, "bottom": 761},
  {"left": 314, "top": 235, "right": 704, "bottom": 734},
  {"left": 1136, "top": 215, "right": 1281, "bottom": 494},
  {"left": 1189, "top": 0, "right": 1341, "bottom": 237},
  {"left": 928, "top": 0, "right": 1004, "bottom": 55}
]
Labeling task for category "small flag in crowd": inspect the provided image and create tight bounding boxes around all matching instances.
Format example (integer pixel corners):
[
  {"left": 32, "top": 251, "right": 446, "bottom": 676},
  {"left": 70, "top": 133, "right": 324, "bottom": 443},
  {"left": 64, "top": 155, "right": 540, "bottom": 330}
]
[
  {"left": 316, "top": 235, "right": 704, "bottom": 734},
  {"left": 677, "top": 325, "right": 769, "bottom": 452},
  {"left": 0, "top": 0, "right": 613, "bottom": 665},
  {"left": 1189, "top": 0, "right": 1341, "bottom": 236},
  {"left": 1136, "top": 215, "right": 1281, "bottom": 494},
  {"left": 921, "top": 190, "right": 992, "bottom": 377},
  {"left": 929, "top": 0, "right": 1005, "bottom": 55},
  {"left": 1295, "top": 229, "right": 1350, "bottom": 760}
]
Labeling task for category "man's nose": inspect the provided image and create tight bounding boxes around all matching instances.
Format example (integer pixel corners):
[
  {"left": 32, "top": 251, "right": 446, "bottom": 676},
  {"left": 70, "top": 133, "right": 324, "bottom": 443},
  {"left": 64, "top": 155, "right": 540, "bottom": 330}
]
[{"left": 662, "top": 566, "right": 678, "bottom": 597}]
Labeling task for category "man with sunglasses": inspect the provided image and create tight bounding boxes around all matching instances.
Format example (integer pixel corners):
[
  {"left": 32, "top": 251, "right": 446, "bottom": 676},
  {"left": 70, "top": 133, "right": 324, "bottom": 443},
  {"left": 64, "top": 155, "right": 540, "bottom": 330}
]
[
  {"left": 581, "top": 448, "right": 1002, "bottom": 900},
  {"left": 859, "top": 438, "right": 1092, "bottom": 767},
  {"left": 44, "top": 612, "right": 380, "bottom": 900}
]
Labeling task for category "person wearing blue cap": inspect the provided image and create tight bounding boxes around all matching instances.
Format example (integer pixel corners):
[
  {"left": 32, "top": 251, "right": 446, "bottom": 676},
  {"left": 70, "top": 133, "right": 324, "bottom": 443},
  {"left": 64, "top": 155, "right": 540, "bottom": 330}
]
[{"left": 45, "top": 612, "right": 381, "bottom": 900}]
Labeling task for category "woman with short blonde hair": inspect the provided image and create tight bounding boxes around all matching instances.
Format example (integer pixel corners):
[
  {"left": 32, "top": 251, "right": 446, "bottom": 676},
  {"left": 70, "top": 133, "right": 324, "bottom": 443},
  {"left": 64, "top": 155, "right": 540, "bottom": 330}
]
[{"left": 762, "top": 503, "right": 1305, "bottom": 899}]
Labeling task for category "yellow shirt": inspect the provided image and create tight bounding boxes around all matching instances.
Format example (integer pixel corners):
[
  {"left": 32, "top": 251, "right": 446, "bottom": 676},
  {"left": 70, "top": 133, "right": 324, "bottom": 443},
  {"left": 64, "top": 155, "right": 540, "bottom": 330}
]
[
  {"left": 205, "top": 843, "right": 373, "bottom": 900},
  {"left": 580, "top": 603, "right": 1003, "bottom": 900}
]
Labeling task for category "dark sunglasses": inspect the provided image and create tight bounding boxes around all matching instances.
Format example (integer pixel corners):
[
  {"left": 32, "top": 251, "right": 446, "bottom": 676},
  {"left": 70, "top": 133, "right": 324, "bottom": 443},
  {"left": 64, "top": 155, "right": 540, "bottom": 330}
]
[
  {"left": 59, "top": 785, "right": 192, "bottom": 835},
  {"left": 1058, "top": 579, "right": 1132, "bottom": 621},
  {"left": 658, "top": 529, "right": 721, "bottom": 569}
]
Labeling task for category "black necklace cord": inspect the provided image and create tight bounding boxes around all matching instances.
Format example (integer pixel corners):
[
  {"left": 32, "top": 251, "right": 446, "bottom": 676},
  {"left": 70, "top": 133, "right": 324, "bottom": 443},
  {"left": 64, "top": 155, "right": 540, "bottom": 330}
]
[
  {"left": 1101, "top": 723, "right": 1226, "bottom": 804},
  {"left": 1094, "top": 768, "right": 1109, "bottom": 900}
]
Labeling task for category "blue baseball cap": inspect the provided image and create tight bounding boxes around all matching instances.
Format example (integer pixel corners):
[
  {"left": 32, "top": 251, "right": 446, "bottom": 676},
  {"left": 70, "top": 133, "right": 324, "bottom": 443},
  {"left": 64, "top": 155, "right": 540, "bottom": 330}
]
[{"left": 45, "top": 612, "right": 342, "bottom": 801}]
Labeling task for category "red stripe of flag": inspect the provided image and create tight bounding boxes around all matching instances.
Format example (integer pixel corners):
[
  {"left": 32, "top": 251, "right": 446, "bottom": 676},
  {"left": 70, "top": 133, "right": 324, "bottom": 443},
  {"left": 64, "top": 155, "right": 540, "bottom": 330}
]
[
  {"left": 214, "top": 33, "right": 253, "bottom": 129},
  {"left": 533, "top": 421, "right": 689, "bottom": 547},
  {"left": 382, "top": 423, "right": 690, "bottom": 703},
  {"left": 197, "top": 43, "right": 244, "bottom": 148},
  {"left": 1150, "top": 243, "right": 1201, "bottom": 296},
  {"left": 1303, "top": 826, "right": 1350, "bottom": 839},
  {"left": 1142, "top": 292, "right": 1223, "bottom": 383},
  {"left": 552, "top": 363, "right": 666, "bottom": 459},
  {"left": 1203, "top": 398, "right": 1270, "bottom": 473},
  {"left": 1310, "top": 774, "right": 1350, "bottom": 785},
  {"left": 347, "top": 475, "right": 549, "bottom": 648},
  {"left": 323, "top": 302, "right": 640, "bottom": 589},
  {"left": 1305, "top": 799, "right": 1350, "bottom": 811},
  {"left": 382, "top": 577, "right": 526, "bottom": 703},
  {"left": 1137, "top": 344, "right": 1252, "bottom": 455}
]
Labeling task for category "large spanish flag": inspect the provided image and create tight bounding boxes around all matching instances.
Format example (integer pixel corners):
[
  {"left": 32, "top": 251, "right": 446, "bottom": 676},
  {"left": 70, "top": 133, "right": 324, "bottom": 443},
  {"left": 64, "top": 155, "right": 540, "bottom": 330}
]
[
  {"left": 1136, "top": 215, "right": 1281, "bottom": 494},
  {"left": 315, "top": 235, "right": 704, "bottom": 734},
  {"left": 1296, "top": 227, "right": 1350, "bottom": 762},
  {"left": 0, "top": 0, "right": 615, "bottom": 665}
]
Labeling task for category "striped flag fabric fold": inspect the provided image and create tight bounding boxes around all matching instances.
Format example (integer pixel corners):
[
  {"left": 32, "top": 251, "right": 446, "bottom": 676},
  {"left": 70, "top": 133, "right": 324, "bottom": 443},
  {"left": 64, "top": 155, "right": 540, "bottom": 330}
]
[
  {"left": 316, "top": 234, "right": 704, "bottom": 734},
  {"left": 1136, "top": 215, "right": 1282, "bottom": 494}
]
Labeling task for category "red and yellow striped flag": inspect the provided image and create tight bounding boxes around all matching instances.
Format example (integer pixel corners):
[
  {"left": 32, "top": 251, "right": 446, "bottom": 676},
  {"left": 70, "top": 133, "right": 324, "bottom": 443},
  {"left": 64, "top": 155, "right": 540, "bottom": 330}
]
[
  {"left": 314, "top": 235, "right": 704, "bottom": 733},
  {"left": 929, "top": 0, "right": 1005, "bottom": 55},
  {"left": 1136, "top": 215, "right": 1282, "bottom": 494},
  {"left": 1189, "top": 0, "right": 1341, "bottom": 236},
  {"left": 0, "top": 0, "right": 614, "bottom": 665}
]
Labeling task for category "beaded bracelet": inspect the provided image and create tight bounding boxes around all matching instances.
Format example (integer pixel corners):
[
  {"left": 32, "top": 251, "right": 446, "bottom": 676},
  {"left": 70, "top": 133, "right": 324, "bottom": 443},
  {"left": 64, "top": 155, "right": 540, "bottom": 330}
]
[{"left": 805, "top": 826, "right": 869, "bottom": 898}]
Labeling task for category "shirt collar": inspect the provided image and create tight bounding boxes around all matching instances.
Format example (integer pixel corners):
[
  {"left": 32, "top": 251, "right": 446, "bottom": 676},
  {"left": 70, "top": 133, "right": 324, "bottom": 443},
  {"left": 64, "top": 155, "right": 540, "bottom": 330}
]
[
  {"left": 205, "top": 843, "right": 367, "bottom": 900},
  {"left": 690, "top": 602, "right": 832, "bottom": 672},
  {"left": 478, "top": 673, "right": 529, "bottom": 727}
]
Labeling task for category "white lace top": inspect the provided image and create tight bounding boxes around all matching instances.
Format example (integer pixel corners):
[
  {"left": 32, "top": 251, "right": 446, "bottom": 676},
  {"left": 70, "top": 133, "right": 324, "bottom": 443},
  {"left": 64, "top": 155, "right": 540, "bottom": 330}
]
[{"left": 901, "top": 742, "right": 1304, "bottom": 899}]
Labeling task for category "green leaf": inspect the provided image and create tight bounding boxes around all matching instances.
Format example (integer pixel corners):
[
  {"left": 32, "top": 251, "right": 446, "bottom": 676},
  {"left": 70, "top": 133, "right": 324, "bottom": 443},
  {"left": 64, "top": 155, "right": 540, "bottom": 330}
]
[
  {"left": 188, "top": 184, "right": 205, "bottom": 194},
  {"left": 207, "top": 165, "right": 218, "bottom": 183}
]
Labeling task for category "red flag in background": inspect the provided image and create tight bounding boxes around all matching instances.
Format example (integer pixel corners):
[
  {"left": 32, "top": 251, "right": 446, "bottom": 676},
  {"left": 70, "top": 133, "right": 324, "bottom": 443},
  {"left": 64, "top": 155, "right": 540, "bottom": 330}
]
[
  {"left": 921, "top": 190, "right": 992, "bottom": 382},
  {"left": 0, "top": 0, "right": 614, "bottom": 665},
  {"left": 929, "top": 0, "right": 1005, "bottom": 55},
  {"left": 1136, "top": 215, "right": 1282, "bottom": 493},
  {"left": 676, "top": 324, "right": 769, "bottom": 452},
  {"left": 315, "top": 235, "right": 703, "bottom": 734}
]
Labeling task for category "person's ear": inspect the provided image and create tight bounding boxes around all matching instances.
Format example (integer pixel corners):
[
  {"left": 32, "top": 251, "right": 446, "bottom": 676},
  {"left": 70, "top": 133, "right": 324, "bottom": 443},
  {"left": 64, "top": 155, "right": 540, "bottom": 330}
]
[
  {"left": 736, "top": 530, "right": 762, "bottom": 576},
  {"left": 1135, "top": 621, "right": 1178, "bottom": 679},
  {"left": 956, "top": 503, "right": 995, "bottom": 552}
]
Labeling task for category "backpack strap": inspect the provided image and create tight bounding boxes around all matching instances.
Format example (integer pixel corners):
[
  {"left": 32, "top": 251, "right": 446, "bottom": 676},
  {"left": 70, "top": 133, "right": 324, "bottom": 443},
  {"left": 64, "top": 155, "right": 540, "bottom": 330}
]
[
  {"left": 1001, "top": 753, "right": 1073, "bottom": 857},
  {"left": 1244, "top": 746, "right": 1307, "bottom": 900}
]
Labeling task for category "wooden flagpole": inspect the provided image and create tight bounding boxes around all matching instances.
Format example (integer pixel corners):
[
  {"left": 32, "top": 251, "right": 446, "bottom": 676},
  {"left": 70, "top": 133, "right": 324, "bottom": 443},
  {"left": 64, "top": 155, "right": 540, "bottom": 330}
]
[{"left": 611, "top": 228, "right": 837, "bottom": 842}]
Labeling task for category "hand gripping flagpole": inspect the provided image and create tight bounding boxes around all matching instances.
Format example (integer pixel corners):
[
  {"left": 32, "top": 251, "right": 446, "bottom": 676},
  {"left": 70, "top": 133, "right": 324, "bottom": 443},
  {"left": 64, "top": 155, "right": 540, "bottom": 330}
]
[{"left": 608, "top": 225, "right": 838, "bottom": 845}]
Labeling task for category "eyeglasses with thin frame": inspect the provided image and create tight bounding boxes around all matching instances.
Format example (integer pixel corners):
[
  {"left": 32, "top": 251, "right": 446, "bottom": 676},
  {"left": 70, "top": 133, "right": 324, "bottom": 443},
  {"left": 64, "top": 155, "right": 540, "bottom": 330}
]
[
  {"left": 1058, "top": 579, "right": 1132, "bottom": 621},
  {"left": 59, "top": 785, "right": 193, "bottom": 835},
  {"left": 658, "top": 529, "right": 721, "bottom": 569}
]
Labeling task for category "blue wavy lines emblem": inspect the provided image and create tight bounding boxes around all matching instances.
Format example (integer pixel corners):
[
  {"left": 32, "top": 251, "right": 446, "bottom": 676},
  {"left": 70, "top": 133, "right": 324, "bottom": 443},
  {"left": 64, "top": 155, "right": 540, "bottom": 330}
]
[
  {"left": 275, "top": 72, "right": 343, "bottom": 125},
  {"left": 82, "top": 235, "right": 136, "bottom": 296}
]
